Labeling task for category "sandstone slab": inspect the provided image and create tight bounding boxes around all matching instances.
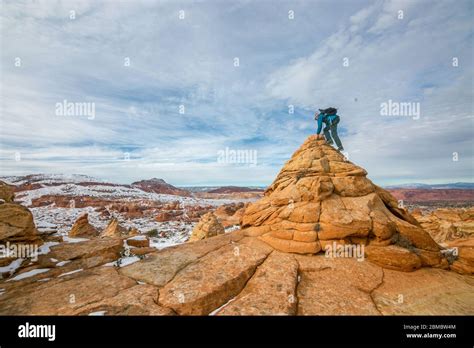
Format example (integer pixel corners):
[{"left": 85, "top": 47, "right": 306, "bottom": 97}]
[
  {"left": 372, "top": 268, "right": 474, "bottom": 315},
  {"left": 216, "top": 251, "right": 298, "bottom": 315},
  {"left": 120, "top": 231, "right": 244, "bottom": 286},
  {"left": 158, "top": 242, "right": 271, "bottom": 315}
]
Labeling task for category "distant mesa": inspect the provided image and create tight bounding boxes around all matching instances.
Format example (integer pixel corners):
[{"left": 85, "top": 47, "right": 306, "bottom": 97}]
[
  {"left": 207, "top": 186, "right": 264, "bottom": 194},
  {"left": 131, "top": 178, "right": 192, "bottom": 197},
  {"left": 385, "top": 182, "right": 474, "bottom": 190},
  {"left": 387, "top": 188, "right": 474, "bottom": 203}
]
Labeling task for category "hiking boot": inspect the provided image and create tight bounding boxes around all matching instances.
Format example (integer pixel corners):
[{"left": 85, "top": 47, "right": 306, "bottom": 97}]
[
  {"left": 326, "top": 140, "right": 334, "bottom": 145},
  {"left": 337, "top": 146, "right": 344, "bottom": 151}
]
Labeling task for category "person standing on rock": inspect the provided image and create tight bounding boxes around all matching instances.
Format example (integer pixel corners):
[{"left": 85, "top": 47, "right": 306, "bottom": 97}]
[{"left": 315, "top": 107, "right": 344, "bottom": 151}]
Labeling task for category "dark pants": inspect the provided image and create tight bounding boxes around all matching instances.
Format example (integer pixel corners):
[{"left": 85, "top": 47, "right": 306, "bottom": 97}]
[{"left": 323, "top": 116, "right": 343, "bottom": 148}]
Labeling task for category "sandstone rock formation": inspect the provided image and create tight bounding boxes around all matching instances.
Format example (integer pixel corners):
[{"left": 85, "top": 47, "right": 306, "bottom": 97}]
[
  {"left": 0, "top": 180, "right": 15, "bottom": 203},
  {"left": 100, "top": 218, "right": 137, "bottom": 238},
  {"left": 126, "top": 235, "right": 149, "bottom": 248},
  {"left": 240, "top": 135, "right": 442, "bottom": 271},
  {"left": 188, "top": 212, "right": 224, "bottom": 242},
  {"left": 0, "top": 137, "right": 472, "bottom": 316},
  {"left": 445, "top": 238, "right": 474, "bottom": 275},
  {"left": 0, "top": 202, "right": 40, "bottom": 244},
  {"left": 412, "top": 208, "right": 474, "bottom": 244},
  {"left": 69, "top": 213, "right": 99, "bottom": 238},
  {"left": 155, "top": 212, "right": 173, "bottom": 222},
  {"left": 412, "top": 208, "right": 474, "bottom": 275},
  {"left": 214, "top": 202, "right": 245, "bottom": 227},
  {"left": 0, "top": 230, "right": 472, "bottom": 315}
]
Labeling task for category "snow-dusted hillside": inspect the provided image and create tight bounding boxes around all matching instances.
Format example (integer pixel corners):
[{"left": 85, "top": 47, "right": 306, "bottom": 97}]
[{"left": 1, "top": 174, "right": 254, "bottom": 249}]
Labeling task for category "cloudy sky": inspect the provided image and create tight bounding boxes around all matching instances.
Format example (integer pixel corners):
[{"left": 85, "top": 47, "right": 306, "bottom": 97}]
[{"left": 1, "top": 0, "right": 473, "bottom": 186}]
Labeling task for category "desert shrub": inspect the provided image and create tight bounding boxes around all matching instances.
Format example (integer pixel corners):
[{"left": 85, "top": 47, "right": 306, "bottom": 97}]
[{"left": 145, "top": 229, "right": 159, "bottom": 237}]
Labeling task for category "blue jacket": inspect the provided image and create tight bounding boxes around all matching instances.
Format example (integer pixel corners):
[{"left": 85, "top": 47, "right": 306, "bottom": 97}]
[{"left": 316, "top": 113, "right": 338, "bottom": 134}]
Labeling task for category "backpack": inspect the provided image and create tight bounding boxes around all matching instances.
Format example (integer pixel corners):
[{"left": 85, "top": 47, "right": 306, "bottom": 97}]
[{"left": 319, "top": 107, "right": 337, "bottom": 115}]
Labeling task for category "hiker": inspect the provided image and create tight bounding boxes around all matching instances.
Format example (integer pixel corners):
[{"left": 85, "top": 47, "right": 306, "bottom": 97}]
[{"left": 315, "top": 107, "right": 344, "bottom": 151}]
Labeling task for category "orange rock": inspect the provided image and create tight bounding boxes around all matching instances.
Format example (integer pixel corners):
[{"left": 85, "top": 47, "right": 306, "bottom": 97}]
[
  {"left": 100, "top": 218, "right": 128, "bottom": 238},
  {"left": 158, "top": 243, "right": 271, "bottom": 315},
  {"left": 414, "top": 208, "right": 474, "bottom": 244},
  {"left": 365, "top": 245, "right": 422, "bottom": 272},
  {"left": 372, "top": 268, "right": 474, "bottom": 315},
  {"left": 0, "top": 181, "right": 14, "bottom": 203},
  {"left": 238, "top": 134, "right": 441, "bottom": 270},
  {"left": 260, "top": 233, "right": 321, "bottom": 254},
  {"left": 127, "top": 236, "right": 149, "bottom": 248},
  {"left": 69, "top": 213, "right": 99, "bottom": 238},
  {"left": 216, "top": 252, "right": 298, "bottom": 315},
  {"left": 0, "top": 203, "right": 41, "bottom": 244},
  {"left": 188, "top": 212, "right": 224, "bottom": 242},
  {"left": 155, "top": 212, "right": 173, "bottom": 222}
]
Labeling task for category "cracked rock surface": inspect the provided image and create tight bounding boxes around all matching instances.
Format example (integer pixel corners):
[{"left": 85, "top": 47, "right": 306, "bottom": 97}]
[{"left": 1, "top": 230, "right": 472, "bottom": 315}]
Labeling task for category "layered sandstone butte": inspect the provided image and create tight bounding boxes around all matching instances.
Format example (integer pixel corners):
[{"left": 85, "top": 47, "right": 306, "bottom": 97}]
[
  {"left": 131, "top": 178, "right": 191, "bottom": 197},
  {"left": 241, "top": 135, "right": 442, "bottom": 271},
  {"left": 188, "top": 212, "right": 224, "bottom": 242}
]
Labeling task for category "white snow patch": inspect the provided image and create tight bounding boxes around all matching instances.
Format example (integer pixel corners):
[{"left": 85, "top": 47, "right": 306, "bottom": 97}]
[
  {"left": 117, "top": 256, "right": 140, "bottom": 267},
  {"left": 36, "top": 242, "right": 60, "bottom": 256},
  {"left": 7, "top": 268, "right": 50, "bottom": 281},
  {"left": 225, "top": 225, "right": 241, "bottom": 233},
  {"left": 63, "top": 236, "right": 89, "bottom": 243},
  {"left": 58, "top": 268, "right": 83, "bottom": 277},
  {"left": 0, "top": 258, "right": 24, "bottom": 275},
  {"left": 56, "top": 260, "right": 71, "bottom": 267},
  {"left": 209, "top": 297, "right": 236, "bottom": 316},
  {"left": 127, "top": 235, "right": 147, "bottom": 240},
  {"left": 88, "top": 311, "right": 107, "bottom": 316},
  {"left": 103, "top": 256, "right": 140, "bottom": 268}
]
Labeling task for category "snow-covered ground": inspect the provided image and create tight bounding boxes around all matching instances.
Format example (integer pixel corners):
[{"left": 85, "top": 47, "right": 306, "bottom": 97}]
[
  {"left": 30, "top": 205, "right": 196, "bottom": 244},
  {"left": 13, "top": 182, "right": 238, "bottom": 207},
  {"left": 2, "top": 174, "right": 247, "bottom": 207},
  {"left": 2, "top": 174, "right": 253, "bottom": 250}
]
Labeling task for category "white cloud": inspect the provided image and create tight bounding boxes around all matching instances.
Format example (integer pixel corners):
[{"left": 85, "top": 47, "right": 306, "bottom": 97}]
[{"left": 1, "top": 0, "right": 472, "bottom": 186}]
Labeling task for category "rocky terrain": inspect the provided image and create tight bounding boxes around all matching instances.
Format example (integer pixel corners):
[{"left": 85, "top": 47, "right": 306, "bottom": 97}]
[
  {"left": 411, "top": 207, "right": 474, "bottom": 275},
  {"left": 0, "top": 135, "right": 472, "bottom": 315},
  {"left": 0, "top": 174, "right": 253, "bottom": 248},
  {"left": 388, "top": 188, "right": 474, "bottom": 204}
]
